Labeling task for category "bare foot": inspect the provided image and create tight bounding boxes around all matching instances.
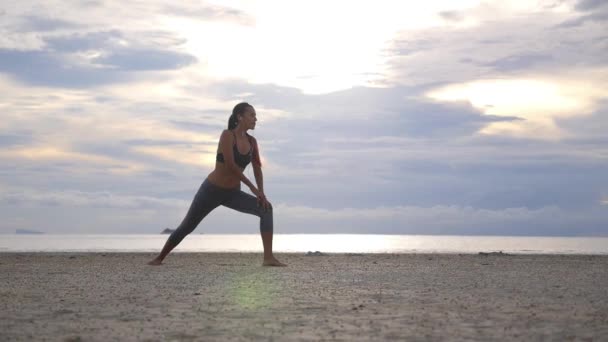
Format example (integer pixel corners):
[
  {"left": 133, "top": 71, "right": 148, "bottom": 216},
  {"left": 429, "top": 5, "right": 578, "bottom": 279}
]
[
  {"left": 147, "top": 259, "right": 162, "bottom": 266},
  {"left": 262, "top": 257, "right": 287, "bottom": 267}
]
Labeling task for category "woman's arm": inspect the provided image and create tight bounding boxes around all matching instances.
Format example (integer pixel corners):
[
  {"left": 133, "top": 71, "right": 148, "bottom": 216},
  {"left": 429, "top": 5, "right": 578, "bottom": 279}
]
[
  {"left": 220, "top": 130, "right": 257, "bottom": 191},
  {"left": 253, "top": 164, "right": 264, "bottom": 193},
  {"left": 250, "top": 137, "right": 270, "bottom": 210},
  {"left": 253, "top": 163, "right": 270, "bottom": 210},
  {"left": 250, "top": 137, "right": 264, "bottom": 193}
]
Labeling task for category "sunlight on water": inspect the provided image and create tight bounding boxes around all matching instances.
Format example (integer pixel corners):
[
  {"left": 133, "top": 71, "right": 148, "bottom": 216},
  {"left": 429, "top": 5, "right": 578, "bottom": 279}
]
[{"left": 1, "top": 234, "right": 608, "bottom": 254}]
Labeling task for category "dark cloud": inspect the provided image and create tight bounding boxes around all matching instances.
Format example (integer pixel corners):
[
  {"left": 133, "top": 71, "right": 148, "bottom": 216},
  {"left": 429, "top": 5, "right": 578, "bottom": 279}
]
[
  {"left": 0, "top": 30, "right": 197, "bottom": 87},
  {"left": 444, "top": 158, "right": 608, "bottom": 210},
  {"left": 276, "top": 150, "right": 607, "bottom": 212},
  {"left": 391, "top": 102, "right": 522, "bottom": 138},
  {"left": 555, "top": 100, "right": 608, "bottom": 137},
  {"left": 0, "top": 133, "right": 34, "bottom": 147},
  {"left": 575, "top": 0, "right": 608, "bottom": 11},
  {"left": 204, "top": 80, "right": 521, "bottom": 139},
  {"left": 556, "top": 1, "right": 608, "bottom": 27},
  {"left": 480, "top": 53, "right": 555, "bottom": 72},
  {"left": 92, "top": 49, "right": 196, "bottom": 71},
  {"left": 45, "top": 30, "right": 124, "bottom": 52},
  {"left": 46, "top": 30, "right": 195, "bottom": 72},
  {"left": 18, "top": 15, "right": 81, "bottom": 31},
  {"left": 0, "top": 49, "right": 129, "bottom": 87},
  {"left": 556, "top": 11, "right": 608, "bottom": 27},
  {"left": 45, "top": 30, "right": 188, "bottom": 53}
]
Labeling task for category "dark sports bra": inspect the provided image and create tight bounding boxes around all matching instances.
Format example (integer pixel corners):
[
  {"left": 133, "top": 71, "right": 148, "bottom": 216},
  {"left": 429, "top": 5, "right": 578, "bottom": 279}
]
[{"left": 216, "top": 131, "right": 252, "bottom": 168}]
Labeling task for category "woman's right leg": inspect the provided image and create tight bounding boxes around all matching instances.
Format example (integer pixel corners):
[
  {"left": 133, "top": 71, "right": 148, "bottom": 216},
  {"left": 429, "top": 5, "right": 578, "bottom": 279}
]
[
  {"left": 148, "top": 179, "right": 223, "bottom": 265},
  {"left": 221, "top": 190, "right": 286, "bottom": 266}
]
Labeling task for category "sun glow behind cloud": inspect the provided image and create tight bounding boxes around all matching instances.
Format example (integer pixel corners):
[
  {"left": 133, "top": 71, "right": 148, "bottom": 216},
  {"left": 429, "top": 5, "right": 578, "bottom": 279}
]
[
  {"left": 133, "top": 146, "right": 217, "bottom": 168},
  {"left": 426, "top": 73, "right": 608, "bottom": 139},
  {"left": 160, "top": 0, "right": 489, "bottom": 94}
]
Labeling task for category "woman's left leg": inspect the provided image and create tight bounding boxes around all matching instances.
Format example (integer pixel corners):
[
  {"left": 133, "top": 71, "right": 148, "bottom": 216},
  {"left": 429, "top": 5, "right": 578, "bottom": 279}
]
[{"left": 222, "top": 190, "right": 286, "bottom": 266}]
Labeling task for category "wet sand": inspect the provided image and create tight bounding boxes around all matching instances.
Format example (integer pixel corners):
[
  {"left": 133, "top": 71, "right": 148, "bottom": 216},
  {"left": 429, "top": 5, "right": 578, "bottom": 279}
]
[{"left": 1, "top": 253, "right": 607, "bottom": 341}]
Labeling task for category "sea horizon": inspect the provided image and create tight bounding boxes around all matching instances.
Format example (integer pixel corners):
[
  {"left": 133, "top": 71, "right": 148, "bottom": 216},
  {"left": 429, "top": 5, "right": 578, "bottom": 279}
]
[{"left": 2, "top": 233, "right": 607, "bottom": 254}]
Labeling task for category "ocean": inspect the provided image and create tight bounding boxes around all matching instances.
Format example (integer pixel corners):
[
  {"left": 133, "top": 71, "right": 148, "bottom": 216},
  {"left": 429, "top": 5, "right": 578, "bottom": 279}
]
[{"left": 1, "top": 234, "right": 607, "bottom": 254}]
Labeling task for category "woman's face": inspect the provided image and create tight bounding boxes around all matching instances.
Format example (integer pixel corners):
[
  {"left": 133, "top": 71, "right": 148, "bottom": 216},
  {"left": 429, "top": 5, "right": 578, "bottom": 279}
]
[{"left": 239, "top": 106, "right": 257, "bottom": 130}]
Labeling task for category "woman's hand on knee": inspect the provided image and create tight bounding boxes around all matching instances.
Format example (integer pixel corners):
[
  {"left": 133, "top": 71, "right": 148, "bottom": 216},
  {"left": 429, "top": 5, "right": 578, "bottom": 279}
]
[{"left": 256, "top": 193, "right": 272, "bottom": 212}]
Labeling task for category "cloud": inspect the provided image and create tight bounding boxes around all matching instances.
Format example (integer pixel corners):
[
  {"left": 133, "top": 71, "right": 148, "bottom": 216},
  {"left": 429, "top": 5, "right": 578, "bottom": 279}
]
[
  {"left": 389, "top": 2, "right": 607, "bottom": 86},
  {"left": 0, "top": 1, "right": 606, "bottom": 236},
  {"left": 385, "top": 3, "right": 608, "bottom": 139},
  {"left": 174, "top": 79, "right": 606, "bottom": 214},
  {"left": 202, "top": 80, "right": 520, "bottom": 138},
  {"left": 269, "top": 203, "right": 608, "bottom": 236},
  {"left": 575, "top": 0, "right": 608, "bottom": 11},
  {"left": 0, "top": 29, "right": 197, "bottom": 87},
  {"left": 481, "top": 54, "right": 555, "bottom": 72},
  {"left": 164, "top": 3, "right": 255, "bottom": 26},
  {"left": 44, "top": 30, "right": 126, "bottom": 52},
  {"left": 0, "top": 188, "right": 186, "bottom": 209},
  {"left": 92, "top": 49, "right": 196, "bottom": 71},
  {"left": 123, "top": 138, "right": 213, "bottom": 147},
  {"left": 438, "top": 11, "right": 466, "bottom": 22},
  {"left": 1, "top": 187, "right": 606, "bottom": 236},
  {"left": 169, "top": 119, "right": 225, "bottom": 133},
  {"left": 556, "top": 0, "right": 608, "bottom": 27},
  {"left": 425, "top": 76, "right": 606, "bottom": 139},
  {"left": 1, "top": 66, "right": 605, "bottom": 229},
  {"left": 0, "top": 132, "right": 34, "bottom": 147},
  {"left": 45, "top": 30, "right": 189, "bottom": 53},
  {"left": 0, "top": 145, "right": 142, "bottom": 172},
  {"left": 0, "top": 49, "right": 130, "bottom": 87},
  {"left": 17, "top": 15, "right": 81, "bottom": 31},
  {"left": 0, "top": 187, "right": 190, "bottom": 233}
]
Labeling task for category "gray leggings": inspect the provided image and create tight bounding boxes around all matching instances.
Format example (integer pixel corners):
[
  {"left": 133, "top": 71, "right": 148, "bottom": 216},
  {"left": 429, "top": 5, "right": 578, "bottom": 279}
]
[{"left": 167, "top": 178, "right": 273, "bottom": 246}]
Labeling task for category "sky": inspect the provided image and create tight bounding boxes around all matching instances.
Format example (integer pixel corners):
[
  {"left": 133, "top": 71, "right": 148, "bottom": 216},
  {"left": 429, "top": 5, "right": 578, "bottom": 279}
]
[{"left": 0, "top": 0, "right": 607, "bottom": 236}]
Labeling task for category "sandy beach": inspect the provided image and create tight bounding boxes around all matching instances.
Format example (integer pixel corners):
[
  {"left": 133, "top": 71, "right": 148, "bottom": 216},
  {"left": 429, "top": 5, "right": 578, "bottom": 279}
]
[{"left": 1, "top": 253, "right": 607, "bottom": 341}]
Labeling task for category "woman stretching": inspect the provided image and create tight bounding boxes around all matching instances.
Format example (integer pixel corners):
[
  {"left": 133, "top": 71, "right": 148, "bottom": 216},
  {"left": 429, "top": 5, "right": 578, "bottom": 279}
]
[{"left": 148, "top": 102, "right": 286, "bottom": 266}]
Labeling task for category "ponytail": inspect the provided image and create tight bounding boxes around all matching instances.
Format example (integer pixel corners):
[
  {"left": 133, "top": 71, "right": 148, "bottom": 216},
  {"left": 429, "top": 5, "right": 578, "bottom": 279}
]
[{"left": 227, "top": 102, "right": 253, "bottom": 130}]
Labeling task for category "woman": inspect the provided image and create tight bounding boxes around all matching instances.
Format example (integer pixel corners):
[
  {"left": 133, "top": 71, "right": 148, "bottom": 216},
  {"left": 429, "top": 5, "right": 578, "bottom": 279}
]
[{"left": 147, "top": 102, "right": 286, "bottom": 266}]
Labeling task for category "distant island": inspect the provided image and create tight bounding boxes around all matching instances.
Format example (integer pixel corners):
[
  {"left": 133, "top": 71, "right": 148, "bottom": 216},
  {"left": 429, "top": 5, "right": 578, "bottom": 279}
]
[
  {"left": 15, "top": 229, "right": 45, "bottom": 234},
  {"left": 161, "top": 228, "right": 175, "bottom": 234}
]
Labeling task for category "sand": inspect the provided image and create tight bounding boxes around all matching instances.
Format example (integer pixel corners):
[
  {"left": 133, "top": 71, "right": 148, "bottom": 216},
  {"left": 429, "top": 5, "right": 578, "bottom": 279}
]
[{"left": 1, "top": 253, "right": 607, "bottom": 341}]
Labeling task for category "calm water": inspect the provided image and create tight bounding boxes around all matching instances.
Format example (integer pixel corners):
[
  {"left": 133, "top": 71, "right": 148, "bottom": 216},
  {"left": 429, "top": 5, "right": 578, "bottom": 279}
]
[{"left": 1, "top": 234, "right": 607, "bottom": 254}]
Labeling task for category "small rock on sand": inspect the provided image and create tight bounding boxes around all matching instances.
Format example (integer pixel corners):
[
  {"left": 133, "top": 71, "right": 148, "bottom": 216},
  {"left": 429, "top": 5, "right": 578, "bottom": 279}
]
[{"left": 478, "top": 251, "right": 512, "bottom": 256}]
